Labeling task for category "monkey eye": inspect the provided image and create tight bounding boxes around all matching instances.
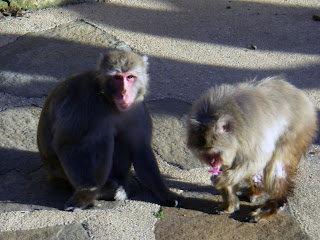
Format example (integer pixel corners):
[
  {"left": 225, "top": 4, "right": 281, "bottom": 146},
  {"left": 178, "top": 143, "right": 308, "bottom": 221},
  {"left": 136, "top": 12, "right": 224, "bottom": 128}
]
[
  {"left": 113, "top": 75, "right": 122, "bottom": 80},
  {"left": 127, "top": 75, "right": 136, "bottom": 82}
]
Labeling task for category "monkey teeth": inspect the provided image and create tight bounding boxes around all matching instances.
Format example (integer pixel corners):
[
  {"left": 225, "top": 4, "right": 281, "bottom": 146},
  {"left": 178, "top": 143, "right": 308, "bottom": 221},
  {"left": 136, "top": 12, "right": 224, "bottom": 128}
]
[{"left": 207, "top": 154, "right": 222, "bottom": 176}]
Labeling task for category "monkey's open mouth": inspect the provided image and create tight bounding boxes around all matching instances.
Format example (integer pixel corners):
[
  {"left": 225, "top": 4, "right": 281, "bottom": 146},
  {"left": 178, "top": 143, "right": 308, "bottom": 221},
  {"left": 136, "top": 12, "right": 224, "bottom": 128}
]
[{"left": 207, "top": 153, "right": 222, "bottom": 176}]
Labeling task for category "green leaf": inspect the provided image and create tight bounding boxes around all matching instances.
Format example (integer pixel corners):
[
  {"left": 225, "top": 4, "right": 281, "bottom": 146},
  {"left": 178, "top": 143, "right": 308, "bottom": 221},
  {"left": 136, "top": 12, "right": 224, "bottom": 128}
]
[{"left": 155, "top": 209, "right": 164, "bottom": 219}]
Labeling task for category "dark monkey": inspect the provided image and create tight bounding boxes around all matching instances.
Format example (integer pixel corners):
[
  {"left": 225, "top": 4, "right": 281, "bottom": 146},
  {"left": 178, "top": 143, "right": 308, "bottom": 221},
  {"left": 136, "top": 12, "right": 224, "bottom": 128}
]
[
  {"left": 37, "top": 50, "right": 180, "bottom": 210},
  {"left": 187, "top": 76, "right": 318, "bottom": 222}
]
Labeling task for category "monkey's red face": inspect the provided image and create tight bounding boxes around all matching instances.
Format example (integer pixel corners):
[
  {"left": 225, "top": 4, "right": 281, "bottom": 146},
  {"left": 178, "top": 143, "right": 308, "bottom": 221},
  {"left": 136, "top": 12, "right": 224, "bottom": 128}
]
[{"left": 111, "top": 72, "right": 137, "bottom": 111}]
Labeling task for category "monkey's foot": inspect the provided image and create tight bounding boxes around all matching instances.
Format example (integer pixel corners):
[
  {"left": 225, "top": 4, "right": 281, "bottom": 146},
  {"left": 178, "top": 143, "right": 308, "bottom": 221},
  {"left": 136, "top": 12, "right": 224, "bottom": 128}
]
[
  {"left": 247, "top": 201, "right": 286, "bottom": 223},
  {"left": 167, "top": 197, "right": 181, "bottom": 207},
  {"left": 213, "top": 204, "right": 239, "bottom": 215},
  {"left": 114, "top": 186, "right": 128, "bottom": 200},
  {"left": 162, "top": 192, "right": 182, "bottom": 207},
  {"left": 64, "top": 188, "right": 98, "bottom": 211},
  {"left": 99, "top": 184, "right": 128, "bottom": 201},
  {"left": 98, "top": 181, "right": 124, "bottom": 201},
  {"left": 238, "top": 186, "right": 264, "bottom": 203}
]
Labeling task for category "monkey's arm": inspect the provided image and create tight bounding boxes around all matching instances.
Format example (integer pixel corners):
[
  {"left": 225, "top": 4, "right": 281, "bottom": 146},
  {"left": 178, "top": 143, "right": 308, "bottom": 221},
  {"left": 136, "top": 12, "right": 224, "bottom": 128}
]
[
  {"left": 131, "top": 143, "right": 180, "bottom": 207},
  {"left": 124, "top": 104, "right": 181, "bottom": 206},
  {"left": 213, "top": 159, "right": 260, "bottom": 190}
]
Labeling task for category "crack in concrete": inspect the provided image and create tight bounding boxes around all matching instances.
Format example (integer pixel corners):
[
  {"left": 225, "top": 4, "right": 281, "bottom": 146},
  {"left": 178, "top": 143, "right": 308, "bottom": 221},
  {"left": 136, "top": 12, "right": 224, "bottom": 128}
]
[{"left": 81, "top": 221, "right": 92, "bottom": 239}]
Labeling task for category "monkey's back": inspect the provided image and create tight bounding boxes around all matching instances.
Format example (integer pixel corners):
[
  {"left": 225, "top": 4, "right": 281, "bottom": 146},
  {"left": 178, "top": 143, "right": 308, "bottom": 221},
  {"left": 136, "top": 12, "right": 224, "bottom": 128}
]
[
  {"left": 253, "top": 77, "right": 317, "bottom": 132},
  {"left": 211, "top": 76, "right": 316, "bottom": 132},
  {"left": 192, "top": 76, "right": 317, "bottom": 159},
  {"left": 37, "top": 70, "right": 114, "bottom": 163}
]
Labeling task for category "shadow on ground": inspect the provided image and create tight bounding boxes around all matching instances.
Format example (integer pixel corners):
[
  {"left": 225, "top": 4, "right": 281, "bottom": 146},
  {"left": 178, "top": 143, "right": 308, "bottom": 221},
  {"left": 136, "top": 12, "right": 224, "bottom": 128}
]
[
  {"left": 69, "top": 0, "right": 320, "bottom": 54},
  {"left": 0, "top": 147, "right": 212, "bottom": 212},
  {"left": 1, "top": 0, "right": 320, "bottom": 98},
  {"left": 0, "top": 145, "right": 264, "bottom": 222},
  {"left": 0, "top": 148, "right": 70, "bottom": 211}
]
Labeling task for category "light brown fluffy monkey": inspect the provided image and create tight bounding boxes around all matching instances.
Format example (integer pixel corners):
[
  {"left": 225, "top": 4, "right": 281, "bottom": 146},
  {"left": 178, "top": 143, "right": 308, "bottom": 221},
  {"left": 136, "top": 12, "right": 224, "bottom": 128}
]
[
  {"left": 187, "top": 76, "right": 318, "bottom": 222},
  {"left": 37, "top": 50, "right": 180, "bottom": 210}
]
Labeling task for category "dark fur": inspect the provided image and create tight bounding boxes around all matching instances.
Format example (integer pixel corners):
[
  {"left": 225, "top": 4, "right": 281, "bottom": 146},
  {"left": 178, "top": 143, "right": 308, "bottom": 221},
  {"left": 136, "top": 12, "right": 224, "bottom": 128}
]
[{"left": 37, "top": 50, "right": 179, "bottom": 210}]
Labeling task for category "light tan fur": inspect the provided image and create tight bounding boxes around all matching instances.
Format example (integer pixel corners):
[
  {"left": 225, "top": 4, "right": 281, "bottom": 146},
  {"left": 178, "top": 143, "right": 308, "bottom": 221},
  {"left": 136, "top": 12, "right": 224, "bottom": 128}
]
[{"left": 187, "top": 76, "right": 318, "bottom": 222}]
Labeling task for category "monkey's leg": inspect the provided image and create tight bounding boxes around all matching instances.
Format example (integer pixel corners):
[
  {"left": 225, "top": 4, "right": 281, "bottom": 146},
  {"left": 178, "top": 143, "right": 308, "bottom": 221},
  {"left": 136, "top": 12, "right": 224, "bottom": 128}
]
[
  {"left": 40, "top": 152, "right": 72, "bottom": 189},
  {"left": 213, "top": 164, "right": 257, "bottom": 213},
  {"left": 249, "top": 161, "right": 292, "bottom": 222},
  {"left": 57, "top": 138, "right": 114, "bottom": 211},
  {"left": 132, "top": 143, "right": 180, "bottom": 207},
  {"left": 98, "top": 181, "right": 120, "bottom": 201},
  {"left": 214, "top": 184, "right": 239, "bottom": 214},
  {"left": 249, "top": 132, "right": 308, "bottom": 222},
  {"left": 241, "top": 174, "right": 264, "bottom": 203},
  {"left": 99, "top": 140, "right": 131, "bottom": 201},
  {"left": 248, "top": 177, "right": 288, "bottom": 223},
  {"left": 64, "top": 187, "right": 99, "bottom": 211},
  {"left": 247, "top": 184, "right": 264, "bottom": 203}
]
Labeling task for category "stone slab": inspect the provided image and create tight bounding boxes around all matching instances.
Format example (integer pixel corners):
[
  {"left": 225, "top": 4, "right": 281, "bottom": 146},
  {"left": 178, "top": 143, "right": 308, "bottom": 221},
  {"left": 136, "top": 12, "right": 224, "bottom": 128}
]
[
  {"left": 0, "top": 224, "right": 90, "bottom": 240},
  {"left": 0, "top": 201, "right": 159, "bottom": 240},
  {"left": 155, "top": 205, "right": 309, "bottom": 240}
]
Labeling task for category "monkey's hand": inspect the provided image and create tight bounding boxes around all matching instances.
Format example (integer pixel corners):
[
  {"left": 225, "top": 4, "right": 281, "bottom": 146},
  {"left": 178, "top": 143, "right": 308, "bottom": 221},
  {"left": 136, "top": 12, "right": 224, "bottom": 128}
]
[
  {"left": 211, "top": 170, "right": 234, "bottom": 190},
  {"left": 213, "top": 203, "right": 239, "bottom": 215},
  {"left": 64, "top": 188, "right": 98, "bottom": 211}
]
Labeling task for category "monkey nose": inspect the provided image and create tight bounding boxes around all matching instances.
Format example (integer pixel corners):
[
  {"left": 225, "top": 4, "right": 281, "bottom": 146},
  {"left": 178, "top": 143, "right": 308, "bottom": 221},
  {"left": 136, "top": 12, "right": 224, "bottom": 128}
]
[
  {"left": 121, "top": 88, "right": 128, "bottom": 94},
  {"left": 122, "top": 93, "right": 129, "bottom": 101}
]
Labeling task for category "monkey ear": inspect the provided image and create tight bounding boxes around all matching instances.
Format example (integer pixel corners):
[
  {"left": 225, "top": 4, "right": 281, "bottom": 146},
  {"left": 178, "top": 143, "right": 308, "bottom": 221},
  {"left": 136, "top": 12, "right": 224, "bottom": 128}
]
[
  {"left": 142, "top": 55, "right": 149, "bottom": 66},
  {"left": 189, "top": 118, "right": 201, "bottom": 125},
  {"left": 217, "top": 116, "right": 232, "bottom": 134}
]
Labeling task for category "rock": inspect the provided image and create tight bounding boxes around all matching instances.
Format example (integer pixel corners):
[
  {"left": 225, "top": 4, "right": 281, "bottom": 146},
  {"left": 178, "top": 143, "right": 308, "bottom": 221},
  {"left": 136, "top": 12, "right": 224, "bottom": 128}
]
[
  {"left": 155, "top": 202, "right": 309, "bottom": 240},
  {"left": 0, "top": 224, "right": 90, "bottom": 240},
  {"left": 0, "top": 20, "right": 130, "bottom": 97},
  {"left": 0, "top": 107, "right": 67, "bottom": 211},
  {"left": 0, "top": 107, "right": 39, "bottom": 151}
]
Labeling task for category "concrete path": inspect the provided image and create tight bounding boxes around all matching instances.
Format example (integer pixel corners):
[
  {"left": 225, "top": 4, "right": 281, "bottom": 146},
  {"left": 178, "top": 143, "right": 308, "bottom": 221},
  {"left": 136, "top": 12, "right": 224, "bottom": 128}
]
[{"left": 0, "top": 1, "right": 319, "bottom": 239}]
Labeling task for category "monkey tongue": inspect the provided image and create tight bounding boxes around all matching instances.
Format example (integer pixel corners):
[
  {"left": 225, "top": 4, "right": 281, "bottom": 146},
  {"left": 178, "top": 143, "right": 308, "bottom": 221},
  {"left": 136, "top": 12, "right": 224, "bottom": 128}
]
[
  {"left": 208, "top": 154, "right": 222, "bottom": 176},
  {"left": 208, "top": 167, "right": 221, "bottom": 176}
]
